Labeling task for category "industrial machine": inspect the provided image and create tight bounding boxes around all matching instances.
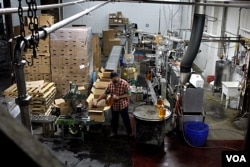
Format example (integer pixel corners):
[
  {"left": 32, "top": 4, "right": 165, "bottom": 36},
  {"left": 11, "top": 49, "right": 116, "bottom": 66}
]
[
  {"left": 128, "top": 5, "right": 207, "bottom": 133},
  {"left": 55, "top": 82, "right": 90, "bottom": 140}
]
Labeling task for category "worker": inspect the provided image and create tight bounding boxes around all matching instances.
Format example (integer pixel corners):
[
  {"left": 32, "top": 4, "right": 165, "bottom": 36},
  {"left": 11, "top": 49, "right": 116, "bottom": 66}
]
[{"left": 93, "top": 71, "right": 133, "bottom": 138}]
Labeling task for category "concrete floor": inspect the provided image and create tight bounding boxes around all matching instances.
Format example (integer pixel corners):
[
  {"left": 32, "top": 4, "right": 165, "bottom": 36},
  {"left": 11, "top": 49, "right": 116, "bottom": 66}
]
[
  {"left": 203, "top": 84, "right": 247, "bottom": 140},
  {"left": 0, "top": 64, "right": 248, "bottom": 166},
  {"left": 27, "top": 83, "right": 247, "bottom": 167}
]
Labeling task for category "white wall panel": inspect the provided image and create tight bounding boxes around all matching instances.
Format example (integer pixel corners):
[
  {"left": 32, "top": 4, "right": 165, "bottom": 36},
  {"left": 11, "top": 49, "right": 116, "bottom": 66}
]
[{"left": 62, "top": 1, "right": 190, "bottom": 35}]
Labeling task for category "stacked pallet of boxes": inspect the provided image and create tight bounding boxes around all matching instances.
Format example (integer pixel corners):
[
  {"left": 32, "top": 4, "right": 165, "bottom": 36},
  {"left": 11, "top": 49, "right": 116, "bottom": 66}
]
[
  {"left": 3, "top": 80, "right": 56, "bottom": 115},
  {"left": 87, "top": 72, "right": 110, "bottom": 122},
  {"left": 16, "top": 14, "right": 54, "bottom": 82},
  {"left": 102, "top": 29, "right": 121, "bottom": 57},
  {"left": 50, "top": 27, "right": 93, "bottom": 98}
]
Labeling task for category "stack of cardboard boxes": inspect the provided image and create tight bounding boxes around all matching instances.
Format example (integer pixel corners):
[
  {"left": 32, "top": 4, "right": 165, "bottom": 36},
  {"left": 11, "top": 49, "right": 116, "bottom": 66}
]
[
  {"left": 86, "top": 67, "right": 112, "bottom": 122},
  {"left": 108, "top": 11, "right": 129, "bottom": 38},
  {"left": 14, "top": 14, "right": 55, "bottom": 82},
  {"left": 108, "top": 11, "right": 129, "bottom": 25},
  {"left": 50, "top": 27, "right": 93, "bottom": 98},
  {"left": 102, "top": 29, "right": 121, "bottom": 57}
]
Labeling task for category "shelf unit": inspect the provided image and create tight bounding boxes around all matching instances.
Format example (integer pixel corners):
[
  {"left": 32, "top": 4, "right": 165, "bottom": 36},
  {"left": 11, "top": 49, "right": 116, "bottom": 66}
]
[{"left": 109, "top": 23, "right": 127, "bottom": 38}]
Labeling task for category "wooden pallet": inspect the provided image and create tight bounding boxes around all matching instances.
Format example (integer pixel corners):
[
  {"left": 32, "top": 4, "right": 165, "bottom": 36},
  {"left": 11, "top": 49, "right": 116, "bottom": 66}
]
[
  {"left": 30, "top": 105, "right": 53, "bottom": 115},
  {"left": 3, "top": 81, "right": 57, "bottom": 115},
  {"left": 29, "top": 101, "right": 53, "bottom": 113},
  {"left": 3, "top": 81, "right": 55, "bottom": 97},
  {"left": 30, "top": 87, "right": 57, "bottom": 105}
]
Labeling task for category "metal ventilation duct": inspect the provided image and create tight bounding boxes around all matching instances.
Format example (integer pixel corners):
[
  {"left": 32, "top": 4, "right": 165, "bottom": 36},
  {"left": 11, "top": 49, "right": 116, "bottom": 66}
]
[{"left": 180, "top": 0, "right": 206, "bottom": 84}]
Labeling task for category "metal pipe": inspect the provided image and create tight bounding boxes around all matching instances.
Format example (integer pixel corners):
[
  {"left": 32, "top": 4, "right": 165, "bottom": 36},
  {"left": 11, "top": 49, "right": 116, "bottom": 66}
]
[
  {"left": 203, "top": 32, "right": 218, "bottom": 38},
  {"left": 95, "top": 0, "right": 250, "bottom": 8},
  {"left": 0, "top": 0, "right": 87, "bottom": 14},
  {"left": 237, "top": 8, "right": 242, "bottom": 37},
  {"left": 13, "top": 40, "right": 32, "bottom": 132},
  {"left": 24, "top": 1, "right": 109, "bottom": 41},
  {"left": 240, "top": 27, "right": 250, "bottom": 34}
]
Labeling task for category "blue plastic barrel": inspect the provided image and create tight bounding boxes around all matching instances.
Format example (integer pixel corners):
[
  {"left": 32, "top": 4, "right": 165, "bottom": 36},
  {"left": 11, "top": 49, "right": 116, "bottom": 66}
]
[{"left": 184, "top": 121, "right": 209, "bottom": 147}]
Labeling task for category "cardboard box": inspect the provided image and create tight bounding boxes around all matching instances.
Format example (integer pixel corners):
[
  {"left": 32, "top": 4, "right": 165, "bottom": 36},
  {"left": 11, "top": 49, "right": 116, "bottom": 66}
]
[
  {"left": 117, "top": 11, "right": 122, "bottom": 18},
  {"left": 91, "top": 87, "right": 105, "bottom": 98},
  {"left": 38, "top": 64, "right": 51, "bottom": 73},
  {"left": 54, "top": 98, "right": 70, "bottom": 115},
  {"left": 117, "top": 18, "right": 123, "bottom": 24},
  {"left": 86, "top": 93, "right": 110, "bottom": 122},
  {"left": 109, "top": 13, "right": 117, "bottom": 18},
  {"left": 93, "top": 79, "right": 109, "bottom": 89},
  {"left": 109, "top": 18, "right": 114, "bottom": 24},
  {"left": 100, "top": 67, "right": 112, "bottom": 78},
  {"left": 154, "top": 35, "right": 163, "bottom": 44},
  {"left": 123, "top": 18, "right": 129, "bottom": 24},
  {"left": 102, "top": 29, "right": 115, "bottom": 41},
  {"left": 39, "top": 14, "right": 54, "bottom": 26},
  {"left": 98, "top": 72, "right": 111, "bottom": 82}
]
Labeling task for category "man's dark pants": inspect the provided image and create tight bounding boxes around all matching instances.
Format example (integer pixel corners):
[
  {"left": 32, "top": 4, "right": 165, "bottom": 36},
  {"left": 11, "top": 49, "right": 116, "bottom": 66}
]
[{"left": 111, "top": 106, "right": 132, "bottom": 135}]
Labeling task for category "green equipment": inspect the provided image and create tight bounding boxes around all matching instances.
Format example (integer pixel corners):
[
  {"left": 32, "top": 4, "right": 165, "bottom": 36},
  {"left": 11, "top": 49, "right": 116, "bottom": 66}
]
[{"left": 55, "top": 82, "right": 90, "bottom": 140}]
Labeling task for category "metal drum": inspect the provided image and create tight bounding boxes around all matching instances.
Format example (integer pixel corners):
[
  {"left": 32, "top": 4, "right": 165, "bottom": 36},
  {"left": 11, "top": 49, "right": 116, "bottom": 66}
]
[
  {"left": 214, "top": 59, "right": 232, "bottom": 88},
  {"left": 133, "top": 105, "right": 171, "bottom": 146}
]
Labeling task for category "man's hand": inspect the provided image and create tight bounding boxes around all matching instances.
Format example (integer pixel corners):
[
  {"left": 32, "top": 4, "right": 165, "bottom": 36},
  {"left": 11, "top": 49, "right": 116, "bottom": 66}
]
[
  {"left": 93, "top": 99, "right": 98, "bottom": 108},
  {"left": 113, "top": 95, "right": 119, "bottom": 101}
]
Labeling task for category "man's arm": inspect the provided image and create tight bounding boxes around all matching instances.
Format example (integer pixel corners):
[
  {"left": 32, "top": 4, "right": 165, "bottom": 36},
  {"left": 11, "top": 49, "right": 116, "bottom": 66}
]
[
  {"left": 93, "top": 88, "right": 109, "bottom": 106},
  {"left": 96, "top": 93, "right": 107, "bottom": 103},
  {"left": 113, "top": 81, "right": 131, "bottom": 100},
  {"left": 114, "top": 90, "right": 131, "bottom": 100},
  {"left": 93, "top": 93, "right": 107, "bottom": 107}
]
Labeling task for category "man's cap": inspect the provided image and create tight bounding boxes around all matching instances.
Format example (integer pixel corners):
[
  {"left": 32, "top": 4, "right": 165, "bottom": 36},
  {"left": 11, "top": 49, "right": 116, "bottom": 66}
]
[{"left": 110, "top": 71, "right": 119, "bottom": 78}]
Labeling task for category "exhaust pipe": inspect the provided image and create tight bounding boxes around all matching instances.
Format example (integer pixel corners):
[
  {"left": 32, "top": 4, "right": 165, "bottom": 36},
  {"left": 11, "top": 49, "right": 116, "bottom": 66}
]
[{"left": 180, "top": 0, "right": 206, "bottom": 84}]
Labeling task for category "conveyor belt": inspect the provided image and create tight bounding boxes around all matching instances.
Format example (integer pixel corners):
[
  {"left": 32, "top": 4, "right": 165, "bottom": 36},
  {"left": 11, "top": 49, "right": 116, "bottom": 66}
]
[
  {"left": 30, "top": 114, "right": 57, "bottom": 123},
  {"left": 105, "top": 46, "right": 122, "bottom": 71}
]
